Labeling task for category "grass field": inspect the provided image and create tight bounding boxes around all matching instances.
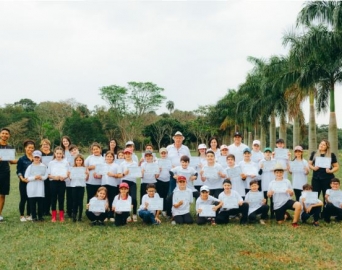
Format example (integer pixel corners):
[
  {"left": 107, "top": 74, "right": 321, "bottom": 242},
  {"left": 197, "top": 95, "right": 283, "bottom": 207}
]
[{"left": 1, "top": 151, "right": 342, "bottom": 269}]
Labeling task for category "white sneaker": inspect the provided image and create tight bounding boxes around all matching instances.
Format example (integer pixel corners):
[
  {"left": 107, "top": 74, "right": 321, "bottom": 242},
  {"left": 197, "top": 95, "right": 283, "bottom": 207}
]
[
  {"left": 26, "top": 216, "right": 32, "bottom": 221},
  {"left": 132, "top": 215, "right": 138, "bottom": 222},
  {"left": 259, "top": 219, "right": 266, "bottom": 225},
  {"left": 20, "top": 216, "right": 27, "bottom": 222},
  {"left": 171, "top": 220, "right": 176, "bottom": 225},
  {"left": 162, "top": 211, "right": 167, "bottom": 217},
  {"left": 127, "top": 216, "right": 132, "bottom": 222},
  {"left": 0, "top": 215, "right": 3, "bottom": 221},
  {"left": 109, "top": 218, "right": 115, "bottom": 222}
]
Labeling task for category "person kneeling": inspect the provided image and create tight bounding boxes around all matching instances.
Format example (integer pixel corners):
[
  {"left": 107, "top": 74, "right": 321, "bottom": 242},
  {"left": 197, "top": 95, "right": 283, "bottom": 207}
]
[{"left": 196, "top": 185, "right": 222, "bottom": 225}]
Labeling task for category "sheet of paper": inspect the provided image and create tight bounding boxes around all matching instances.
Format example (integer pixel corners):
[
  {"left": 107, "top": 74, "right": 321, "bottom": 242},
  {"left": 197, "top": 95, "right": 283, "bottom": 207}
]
[
  {"left": 89, "top": 200, "right": 106, "bottom": 213},
  {"left": 0, "top": 149, "right": 15, "bottom": 161},
  {"left": 115, "top": 200, "right": 131, "bottom": 212},
  {"left": 223, "top": 197, "right": 239, "bottom": 209},
  {"left": 148, "top": 198, "right": 164, "bottom": 211},
  {"left": 274, "top": 148, "right": 289, "bottom": 159},
  {"left": 199, "top": 204, "right": 216, "bottom": 217},
  {"left": 70, "top": 167, "right": 87, "bottom": 181},
  {"left": 315, "top": 157, "right": 332, "bottom": 169}
]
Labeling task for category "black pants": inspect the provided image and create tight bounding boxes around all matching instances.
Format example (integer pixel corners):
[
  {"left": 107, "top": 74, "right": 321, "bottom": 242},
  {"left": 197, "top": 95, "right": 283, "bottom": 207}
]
[
  {"left": 43, "top": 179, "right": 51, "bottom": 215},
  {"left": 140, "top": 183, "right": 149, "bottom": 204},
  {"left": 301, "top": 206, "right": 321, "bottom": 222},
  {"left": 216, "top": 203, "right": 249, "bottom": 224},
  {"left": 50, "top": 181, "right": 66, "bottom": 211},
  {"left": 174, "top": 213, "right": 193, "bottom": 224},
  {"left": 122, "top": 180, "right": 137, "bottom": 214},
  {"left": 210, "top": 188, "right": 223, "bottom": 199},
  {"left": 29, "top": 197, "right": 43, "bottom": 220},
  {"left": 102, "top": 185, "right": 118, "bottom": 218},
  {"left": 324, "top": 203, "right": 342, "bottom": 222},
  {"left": 72, "top": 187, "right": 85, "bottom": 219},
  {"left": 66, "top": 186, "right": 73, "bottom": 217},
  {"left": 294, "top": 189, "right": 302, "bottom": 202},
  {"left": 312, "top": 177, "right": 331, "bottom": 202},
  {"left": 114, "top": 212, "right": 130, "bottom": 226},
  {"left": 86, "top": 184, "right": 100, "bottom": 203},
  {"left": 19, "top": 181, "right": 30, "bottom": 216},
  {"left": 248, "top": 205, "right": 269, "bottom": 221},
  {"left": 86, "top": 210, "right": 107, "bottom": 222},
  {"left": 156, "top": 180, "right": 169, "bottom": 211}
]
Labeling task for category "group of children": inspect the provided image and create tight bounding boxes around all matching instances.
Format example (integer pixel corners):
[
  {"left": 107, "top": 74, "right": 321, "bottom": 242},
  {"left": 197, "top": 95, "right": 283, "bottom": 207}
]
[{"left": 19, "top": 137, "right": 342, "bottom": 228}]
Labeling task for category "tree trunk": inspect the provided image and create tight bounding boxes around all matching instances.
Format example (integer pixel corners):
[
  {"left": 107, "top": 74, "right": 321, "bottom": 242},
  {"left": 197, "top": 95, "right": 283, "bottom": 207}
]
[
  {"left": 269, "top": 112, "right": 276, "bottom": 150},
  {"left": 279, "top": 115, "right": 287, "bottom": 147},
  {"left": 248, "top": 132, "right": 252, "bottom": 148},
  {"left": 308, "top": 90, "right": 317, "bottom": 153},
  {"left": 260, "top": 128, "right": 266, "bottom": 150},
  {"left": 329, "top": 84, "right": 338, "bottom": 156},
  {"left": 293, "top": 118, "right": 300, "bottom": 148}
]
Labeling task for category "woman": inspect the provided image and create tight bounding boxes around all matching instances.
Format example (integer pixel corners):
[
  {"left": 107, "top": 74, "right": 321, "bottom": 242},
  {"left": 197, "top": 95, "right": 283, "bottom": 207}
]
[
  {"left": 40, "top": 139, "right": 54, "bottom": 216},
  {"left": 61, "top": 136, "right": 72, "bottom": 160},
  {"left": 102, "top": 139, "right": 118, "bottom": 156},
  {"left": 309, "top": 139, "right": 339, "bottom": 201},
  {"left": 208, "top": 137, "right": 221, "bottom": 158},
  {"left": 17, "top": 140, "right": 35, "bottom": 221}
]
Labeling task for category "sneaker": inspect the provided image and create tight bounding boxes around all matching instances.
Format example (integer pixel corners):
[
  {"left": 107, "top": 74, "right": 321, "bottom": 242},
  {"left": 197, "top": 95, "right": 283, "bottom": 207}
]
[
  {"left": 109, "top": 218, "right": 115, "bottom": 222},
  {"left": 259, "top": 219, "right": 266, "bottom": 225},
  {"left": 292, "top": 222, "right": 299, "bottom": 228},
  {"left": 26, "top": 216, "right": 33, "bottom": 221},
  {"left": 211, "top": 219, "right": 216, "bottom": 226},
  {"left": 104, "top": 218, "right": 108, "bottom": 222},
  {"left": 171, "top": 220, "right": 176, "bottom": 225},
  {"left": 162, "top": 211, "right": 167, "bottom": 217},
  {"left": 20, "top": 216, "right": 27, "bottom": 222},
  {"left": 0, "top": 215, "right": 3, "bottom": 221},
  {"left": 313, "top": 222, "right": 319, "bottom": 227},
  {"left": 132, "top": 215, "right": 138, "bottom": 222},
  {"left": 127, "top": 216, "right": 133, "bottom": 223}
]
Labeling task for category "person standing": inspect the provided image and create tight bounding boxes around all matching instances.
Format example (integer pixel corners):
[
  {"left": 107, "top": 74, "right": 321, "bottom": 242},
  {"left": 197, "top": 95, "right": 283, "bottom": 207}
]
[
  {"left": 228, "top": 132, "right": 248, "bottom": 164},
  {"left": 0, "top": 128, "right": 17, "bottom": 221}
]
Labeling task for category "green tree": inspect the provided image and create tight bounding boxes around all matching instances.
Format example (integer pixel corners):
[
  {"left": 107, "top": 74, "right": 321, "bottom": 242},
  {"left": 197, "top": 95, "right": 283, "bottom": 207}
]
[{"left": 166, "top": 100, "right": 175, "bottom": 114}]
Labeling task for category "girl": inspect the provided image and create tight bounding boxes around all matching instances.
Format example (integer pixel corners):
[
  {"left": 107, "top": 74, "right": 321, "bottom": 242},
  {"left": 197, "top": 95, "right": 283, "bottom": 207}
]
[
  {"left": 69, "top": 154, "right": 88, "bottom": 222},
  {"left": 193, "top": 144, "right": 207, "bottom": 192},
  {"left": 40, "top": 139, "right": 53, "bottom": 216},
  {"left": 117, "top": 148, "right": 139, "bottom": 222},
  {"left": 208, "top": 137, "right": 221, "bottom": 158},
  {"left": 289, "top": 145, "right": 309, "bottom": 201},
  {"left": 86, "top": 186, "right": 109, "bottom": 226},
  {"left": 140, "top": 150, "right": 159, "bottom": 202},
  {"left": 85, "top": 143, "right": 105, "bottom": 203},
  {"left": 61, "top": 136, "right": 72, "bottom": 161},
  {"left": 25, "top": 150, "right": 48, "bottom": 221},
  {"left": 48, "top": 146, "right": 69, "bottom": 222},
  {"left": 17, "top": 139, "right": 35, "bottom": 221},
  {"left": 112, "top": 182, "right": 132, "bottom": 226},
  {"left": 101, "top": 151, "right": 121, "bottom": 222}
]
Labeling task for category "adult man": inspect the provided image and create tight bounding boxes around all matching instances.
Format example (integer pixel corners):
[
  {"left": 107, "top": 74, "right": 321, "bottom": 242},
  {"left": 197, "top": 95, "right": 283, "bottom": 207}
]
[
  {"left": 167, "top": 131, "right": 191, "bottom": 193},
  {"left": 228, "top": 131, "right": 248, "bottom": 163},
  {"left": 0, "top": 128, "right": 17, "bottom": 221}
]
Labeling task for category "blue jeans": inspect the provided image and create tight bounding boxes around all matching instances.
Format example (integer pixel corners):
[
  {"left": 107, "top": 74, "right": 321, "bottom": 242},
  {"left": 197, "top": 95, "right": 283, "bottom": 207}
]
[{"left": 138, "top": 209, "right": 156, "bottom": 224}]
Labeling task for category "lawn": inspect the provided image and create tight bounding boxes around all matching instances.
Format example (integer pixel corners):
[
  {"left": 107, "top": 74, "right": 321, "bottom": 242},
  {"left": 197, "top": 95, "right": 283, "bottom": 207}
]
[{"left": 1, "top": 151, "right": 342, "bottom": 269}]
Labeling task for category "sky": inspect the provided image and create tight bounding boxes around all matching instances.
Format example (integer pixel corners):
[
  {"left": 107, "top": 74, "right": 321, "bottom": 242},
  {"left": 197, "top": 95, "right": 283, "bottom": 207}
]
[{"left": 0, "top": 0, "right": 337, "bottom": 126}]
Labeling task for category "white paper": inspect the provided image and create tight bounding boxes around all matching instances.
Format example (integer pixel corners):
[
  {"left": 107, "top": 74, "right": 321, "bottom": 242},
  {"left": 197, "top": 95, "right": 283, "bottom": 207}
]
[
  {"left": 303, "top": 191, "right": 318, "bottom": 204},
  {"left": 115, "top": 200, "right": 131, "bottom": 212},
  {"left": 89, "top": 200, "right": 106, "bottom": 213},
  {"left": 247, "top": 192, "right": 263, "bottom": 204},
  {"left": 51, "top": 165, "right": 68, "bottom": 177},
  {"left": 70, "top": 167, "right": 87, "bottom": 181},
  {"left": 199, "top": 204, "right": 216, "bottom": 217},
  {"left": 274, "top": 148, "right": 289, "bottom": 160},
  {"left": 329, "top": 190, "right": 342, "bottom": 204},
  {"left": 262, "top": 160, "right": 276, "bottom": 172},
  {"left": 226, "top": 166, "right": 242, "bottom": 179},
  {"left": 173, "top": 190, "right": 190, "bottom": 203},
  {"left": 30, "top": 166, "right": 47, "bottom": 177},
  {"left": 272, "top": 182, "right": 288, "bottom": 193},
  {"left": 315, "top": 157, "right": 332, "bottom": 169},
  {"left": 128, "top": 165, "right": 142, "bottom": 178},
  {"left": 203, "top": 166, "right": 218, "bottom": 178},
  {"left": 148, "top": 198, "right": 164, "bottom": 211},
  {"left": 223, "top": 197, "right": 239, "bottom": 209},
  {"left": 95, "top": 164, "right": 109, "bottom": 175},
  {"left": 144, "top": 163, "right": 160, "bottom": 174},
  {"left": 242, "top": 164, "right": 258, "bottom": 176},
  {"left": 290, "top": 161, "right": 305, "bottom": 172},
  {"left": 0, "top": 149, "right": 15, "bottom": 161}
]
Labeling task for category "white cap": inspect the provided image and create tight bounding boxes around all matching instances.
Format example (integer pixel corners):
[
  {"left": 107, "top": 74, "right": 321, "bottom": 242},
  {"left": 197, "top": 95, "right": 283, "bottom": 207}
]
[
  {"left": 253, "top": 140, "right": 260, "bottom": 146},
  {"left": 198, "top": 143, "right": 207, "bottom": 149},
  {"left": 200, "top": 185, "right": 210, "bottom": 192},
  {"left": 125, "top": 141, "right": 134, "bottom": 146}
]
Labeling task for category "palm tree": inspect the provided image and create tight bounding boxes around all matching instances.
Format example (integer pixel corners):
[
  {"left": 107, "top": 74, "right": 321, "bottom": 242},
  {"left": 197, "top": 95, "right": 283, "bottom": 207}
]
[{"left": 166, "top": 100, "right": 175, "bottom": 115}]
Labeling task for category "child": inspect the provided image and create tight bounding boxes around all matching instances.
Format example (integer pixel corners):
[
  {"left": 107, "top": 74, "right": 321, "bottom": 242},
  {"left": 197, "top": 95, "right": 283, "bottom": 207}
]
[
  {"left": 139, "top": 144, "right": 156, "bottom": 166},
  {"left": 138, "top": 184, "right": 161, "bottom": 225},
  {"left": 273, "top": 138, "right": 290, "bottom": 179},
  {"left": 216, "top": 179, "right": 249, "bottom": 225},
  {"left": 47, "top": 146, "right": 69, "bottom": 222},
  {"left": 141, "top": 150, "right": 159, "bottom": 202},
  {"left": 267, "top": 163, "right": 301, "bottom": 227},
  {"left": 200, "top": 150, "right": 226, "bottom": 198},
  {"left": 244, "top": 180, "right": 269, "bottom": 225},
  {"left": 101, "top": 151, "right": 121, "bottom": 222},
  {"left": 85, "top": 143, "right": 105, "bottom": 203},
  {"left": 115, "top": 150, "right": 125, "bottom": 165},
  {"left": 225, "top": 154, "right": 245, "bottom": 198},
  {"left": 125, "top": 141, "right": 139, "bottom": 163},
  {"left": 86, "top": 186, "right": 109, "bottom": 226},
  {"left": 112, "top": 182, "right": 132, "bottom": 226},
  {"left": 289, "top": 145, "right": 309, "bottom": 201},
  {"left": 117, "top": 148, "right": 139, "bottom": 222},
  {"left": 171, "top": 155, "right": 199, "bottom": 199},
  {"left": 238, "top": 147, "right": 259, "bottom": 194},
  {"left": 171, "top": 176, "right": 194, "bottom": 225},
  {"left": 217, "top": 145, "right": 229, "bottom": 169},
  {"left": 195, "top": 185, "right": 222, "bottom": 225},
  {"left": 69, "top": 154, "right": 88, "bottom": 222},
  {"left": 300, "top": 184, "right": 322, "bottom": 226},
  {"left": 259, "top": 147, "right": 275, "bottom": 206},
  {"left": 251, "top": 140, "right": 263, "bottom": 164},
  {"left": 25, "top": 150, "right": 48, "bottom": 221},
  {"left": 65, "top": 144, "right": 79, "bottom": 218},
  {"left": 324, "top": 178, "right": 342, "bottom": 223},
  {"left": 156, "top": 148, "right": 172, "bottom": 217},
  {"left": 193, "top": 144, "right": 208, "bottom": 192}
]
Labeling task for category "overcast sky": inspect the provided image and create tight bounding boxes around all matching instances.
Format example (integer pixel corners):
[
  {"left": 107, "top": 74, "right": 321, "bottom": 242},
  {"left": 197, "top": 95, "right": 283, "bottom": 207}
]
[{"left": 0, "top": 0, "right": 338, "bottom": 126}]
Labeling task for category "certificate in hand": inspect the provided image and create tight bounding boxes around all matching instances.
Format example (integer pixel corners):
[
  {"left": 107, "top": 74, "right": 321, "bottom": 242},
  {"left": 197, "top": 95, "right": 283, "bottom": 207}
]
[
  {"left": 41, "top": 156, "right": 53, "bottom": 166},
  {"left": 242, "top": 164, "right": 257, "bottom": 176},
  {"left": 30, "top": 166, "right": 47, "bottom": 177},
  {"left": 115, "top": 200, "right": 131, "bottom": 212},
  {"left": 95, "top": 164, "right": 109, "bottom": 175},
  {"left": 273, "top": 181, "right": 287, "bottom": 193},
  {"left": 274, "top": 148, "right": 289, "bottom": 160},
  {"left": 199, "top": 204, "right": 216, "bottom": 217},
  {"left": 51, "top": 165, "right": 68, "bottom": 177},
  {"left": 315, "top": 157, "right": 332, "bottom": 169},
  {"left": 290, "top": 161, "right": 305, "bottom": 173},
  {"left": 173, "top": 190, "right": 189, "bottom": 203},
  {"left": 0, "top": 149, "right": 15, "bottom": 161},
  {"left": 89, "top": 200, "right": 106, "bottom": 213},
  {"left": 329, "top": 190, "right": 342, "bottom": 204},
  {"left": 144, "top": 163, "right": 160, "bottom": 174},
  {"left": 128, "top": 165, "right": 142, "bottom": 178},
  {"left": 70, "top": 167, "right": 86, "bottom": 181},
  {"left": 203, "top": 166, "right": 218, "bottom": 178},
  {"left": 247, "top": 192, "right": 263, "bottom": 204},
  {"left": 223, "top": 197, "right": 239, "bottom": 209},
  {"left": 262, "top": 160, "right": 276, "bottom": 172},
  {"left": 303, "top": 191, "right": 318, "bottom": 204},
  {"left": 226, "top": 166, "right": 242, "bottom": 179},
  {"left": 158, "top": 158, "right": 172, "bottom": 169},
  {"left": 148, "top": 198, "right": 163, "bottom": 211}
]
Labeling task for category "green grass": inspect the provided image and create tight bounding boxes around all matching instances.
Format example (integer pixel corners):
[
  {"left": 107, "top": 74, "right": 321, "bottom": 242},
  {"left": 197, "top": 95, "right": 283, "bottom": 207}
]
[{"left": 1, "top": 151, "right": 342, "bottom": 269}]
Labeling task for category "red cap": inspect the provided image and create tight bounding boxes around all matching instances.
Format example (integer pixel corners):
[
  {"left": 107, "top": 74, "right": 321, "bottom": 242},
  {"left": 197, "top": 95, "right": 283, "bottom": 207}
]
[
  {"left": 177, "top": 176, "right": 187, "bottom": 182},
  {"left": 123, "top": 148, "right": 133, "bottom": 154},
  {"left": 119, "top": 182, "right": 129, "bottom": 189}
]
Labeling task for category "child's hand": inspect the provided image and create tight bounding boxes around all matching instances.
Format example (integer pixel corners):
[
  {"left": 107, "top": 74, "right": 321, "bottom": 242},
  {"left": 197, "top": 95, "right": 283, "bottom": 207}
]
[
  {"left": 286, "top": 189, "right": 292, "bottom": 195},
  {"left": 144, "top": 202, "right": 149, "bottom": 209},
  {"left": 86, "top": 204, "right": 90, "bottom": 210},
  {"left": 218, "top": 172, "right": 226, "bottom": 178},
  {"left": 155, "top": 217, "right": 161, "bottom": 224},
  {"left": 173, "top": 174, "right": 178, "bottom": 180},
  {"left": 155, "top": 174, "right": 160, "bottom": 179},
  {"left": 212, "top": 206, "right": 219, "bottom": 212},
  {"left": 312, "top": 166, "right": 319, "bottom": 171},
  {"left": 197, "top": 208, "right": 202, "bottom": 214},
  {"left": 262, "top": 199, "right": 266, "bottom": 205},
  {"left": 112, "top": 206, "right": 115, "bottom": 211},
  {"left": 250, "top": 174, "right": 256, "bottom": 178},
  {"left": 190, "top": 175, "right": 196, "bottom": 181},
  {"left": 124, "top": 169, "right": 129, "bottom": 175},
  {"left": 268, "top": 190, "right": 274, "bottom": 197},
  {"left": 306, "top": 206, "right": 312, "bottom": 213},
  {"left": 238, "top": 201, "right": 243, "bottom": 206}
]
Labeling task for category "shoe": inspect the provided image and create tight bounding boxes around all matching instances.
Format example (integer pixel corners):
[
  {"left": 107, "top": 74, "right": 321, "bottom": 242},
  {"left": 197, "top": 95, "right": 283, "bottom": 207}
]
[
  {"left": 162, "top": 211, "right": 167, "bottom": 217},
  {"left": 0, "top": 215, "right": 3, "bottom": 221},
  {"left": 259, "top": 219, "right": 266, "bottom": 225},
  {"left": 284, "top": 212, "right": 292, "bottom": 221},
  {"left": 51, "top": 210, "right": 57, "bottom": 222},
  {"left": 104, "top": 218, "right": 108, "bottom": 222},
  {"left": 171, "top": 220, "right": 176, "bottom": 225},
  {"left": 127, "top": 216, "right": 133, "bottom": 222},
  {"left": 313, "top": 222, "right": 319, "bottom": 227},
  {"left": 32, "top": 219, "right": 39, "bottom": 222},
  {"left": 211, "top": 219, "right": 216, "bottom": 226},
  {"left": 26, "top": 216, "right": 32, "bottom": 221},
  {"left": 109, "top": 218, "right": 115, "bottom": 222},
  {"left": 59, "top": 211, "right": 65, "bottom": 222},
  {"left": 292, "top": 222, "right": 299, "bottom": 228},
  {"left": 132, "top": 215, "right": 138, "bottom": 222},
  {"left": 38, "top": 217, "right": 44, "bottom": 222},
  {"left": 20, "top": 216, "right": 27, "bottom": 222}
]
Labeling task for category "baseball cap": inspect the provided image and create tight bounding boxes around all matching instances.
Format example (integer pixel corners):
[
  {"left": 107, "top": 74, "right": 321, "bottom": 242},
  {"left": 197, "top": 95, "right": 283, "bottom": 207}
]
[
  {"left": 220, "top": 144, "right": 229, "bottom": 150},
  {"left": 253, "top": 140, "right": 260, "bottom": 146},
  {"left": 33, "top": 150, "right": 42, "bottom": 158},
  {"left": 276, "top": 138, "right": 284, "bottom": 144},
  {"left": 125, "top": 140, "right": 134, "bottom": 146},
  {"left": 243, "top": 147, "right": 251, "bottom": 154},
  {"left": 173, "top": 131, "right": 184, "bottom": 137},
  {"left": 234, "top": 131, "right": 243, "bottom": 137},
  {"left": 123, "top": 148, "right": 133, "bottom": 154},
  {"left": 144, "top": 150, "right": 153, "bottom": 156},
  {"left": 119, "top": 182, "right": 129, "bottom": 189},
  {"left": 294, "top": 145, "right": 303, "bottom": 151},
  {"left": 200, "top": 185, "right": 210, "bottom": 192},
  {"left": 159, "top": 147, "right": 167, "bottom": 153},
  {"left": 177, "top": 175, "right": 187, "bottom": 182},
  {"left": 264, "top": 147, "right": 272, "bottom": 153},
  {"left": 198, "top": 143, "right": 207, "bottom": 149},
  {"left": 274, "top": 163, "right": 284, "bottom": 171}
]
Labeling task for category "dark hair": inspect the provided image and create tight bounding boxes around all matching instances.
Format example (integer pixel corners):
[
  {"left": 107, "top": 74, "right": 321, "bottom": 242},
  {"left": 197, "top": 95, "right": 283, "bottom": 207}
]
[
  {"left": 180, "top": 155, "right": 190, "bottom": 163},
  {"left": 145, "top": 143, "right": 153, "bottom": 149},
  {"left": 206, "top": 150, "right": 215, "bottom": 156},
  {"left": 90, "top": 142, "right": 102, "bottom": 151},
  {"left": 209, "top": 137, "right": 220, "bottom": 150},
  {"left": 249, "top": 180, "right": 259, "bottom": 186},
  {"left": 331, "top": 178, "right": 340, "bottom": 184},
  {"left": 105, "top": 151, "right": 115, "bottom": 160},
  {"left": 108, "top": 139, "right": 118, "bottom": 155},
  {"left": 23, "top": 139, "right": 35, "bottom": 148},
  {"left": 226, "top": 154, "right": 235, "bottom": 161},
  {"left": 302, "top": 184, "right": 313, "bottom": 190},
  {"left": 223, "top": 179, "right": 232, "bottom": 185},
  {"left": 146, "top": 183, "right": 156, "bottom": 190},
  {"left": 61, "top": 136, "right": 72, "bottom": 150},
  {"left": 69, "top": 144, "right": 78, "bottom": 152},
  {"left": 0, "top": 127, "right": 10, "bottom": 134},
  {"left": 73, "top": 154, "right": 85, "bottom": 167}
]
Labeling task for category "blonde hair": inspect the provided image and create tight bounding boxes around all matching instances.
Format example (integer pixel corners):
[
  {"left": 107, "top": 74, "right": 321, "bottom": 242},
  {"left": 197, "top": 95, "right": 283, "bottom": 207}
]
[{"left": 314, "top": 139, "right": 331, "bottom": 159}]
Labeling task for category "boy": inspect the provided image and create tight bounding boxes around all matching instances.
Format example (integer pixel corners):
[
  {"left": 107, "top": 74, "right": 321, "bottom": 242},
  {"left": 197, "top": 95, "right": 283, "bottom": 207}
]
[
  {"left": 273, "top": 138, "right": 290, "bottom": 179},
  {"left": 195, "top": 185, "right": 222, "bottom": 225},
  {"left": 171, "top": 176, "right": 194, "bottom": 225},
  {"left": 225, "top": 154, "right": 245, "bottom": 198},
  {"left": 267, "top": 163, "right": 301, "bottom": 227},
  {"left": 300, "top": 184, "right": 322, "bottom": 226},
  {"left": 324, "top": 178, "right": 342, "bottom": 223},
  {"left": 245, "top": 180, "right": 269, "bottom": 224},
  {"left": 139, "top": 144, "right": 156, "bottom": 166},
  {"left": 140, "top": 150, "right": 159, "bottom": 202},
  {"left": 239, "top": 148, "right": 258, "bottom": 194},
  {"left": 216, "top": 179, "right": 249, "bottom": 225},
  {"left": 251, "top": 140, "right": 263, "bottom": 164},
  {"left": 138, "top": 184, "right": 161, "bottom": 225}
]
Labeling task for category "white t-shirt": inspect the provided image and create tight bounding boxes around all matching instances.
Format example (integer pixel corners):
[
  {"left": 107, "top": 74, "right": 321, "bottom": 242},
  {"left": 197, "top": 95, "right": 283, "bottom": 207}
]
[
  {"left": 85, "top": 155, "right": 105, "bottom": 185},
  {"left": 259, "top": 158, "right": 275, "bottom": 191},
  {"left": 172, "top": 188, "right": 193, "bottom": 216},
  {"left": 25, "top": 163, "right": 48, "bottom": 198},
  {"left": 268, "top": 179, "right": 292, "bottom": 210},
  {"left": 326, "top": 189, "right": 342, "bottom": 208},
  {"left": 228, "top": 143, "right": 248, "bottom": 163},
  {"left": 47, "top": 159, "right": 69, "bottom": 181},
  {"left": 138, "top": 193, "right": 161, "bottom": 215},
  {"left": 238, "top": 160, "right": 259, "bottom": 188},
  {"left": 218, "top": 190, "right": 243, "bottom": 211},
  {"left": 166, "top": 144, "right": 191, "bottom": 166},
  {"left": 69, "top": 166, "right": 87, "bottom": 187},
  {"left": 157, "top": 157, "right": 172, "bottom": 182},
  {"left": 201, "top": 163, "right": 225, "bottom": 190},
  {"left": 112, "top": 194, "right": 132, "bottom": 213},
  {"left": 226, "top": 165, "right": 245, "bottom": 197},
  {"left": 118, "top": 160, "right": 139, "bottom": 183},
  {"left": 101, "top": 163, "right": 120, "bottom": 187},
  {"left": 193, "top": 157, "right": 207, "bottom": 186},
  {"left": 141, "top": 161, "right": 158, "bottom": 184},
  {"left": 171, "top": 166, "right": 197, "bottom": 192},
  {"left": 245, "top": 190, "right": 264, "bottom": 215},
  {"left": 289, "top": 159, "right": 309, "bottom": 190},
  {"left": 251, "top": 150, "right": 264, "bottom": 164},
  {"left": 195, "top": 195, "right": 220, "bottom": 211},
  {"left": 299, "top": 192, "right": 322, "bottom": 215}
]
